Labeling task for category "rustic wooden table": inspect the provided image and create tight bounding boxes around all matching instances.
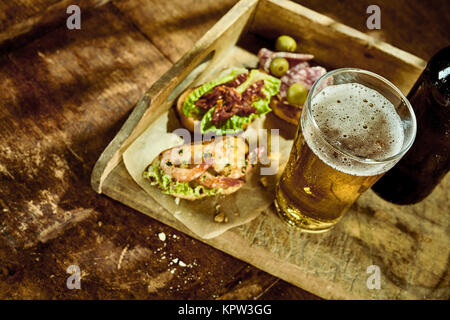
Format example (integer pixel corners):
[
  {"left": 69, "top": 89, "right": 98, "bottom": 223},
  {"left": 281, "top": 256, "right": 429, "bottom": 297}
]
[{"left": 0, "top": 0, "right": 448, "bottom": 299}]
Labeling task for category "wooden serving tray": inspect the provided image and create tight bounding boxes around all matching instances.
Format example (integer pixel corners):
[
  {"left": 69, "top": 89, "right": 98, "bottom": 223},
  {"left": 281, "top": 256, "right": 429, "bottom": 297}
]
[{"left": 91, "top": 0, "right": 450, "bottom": 299}]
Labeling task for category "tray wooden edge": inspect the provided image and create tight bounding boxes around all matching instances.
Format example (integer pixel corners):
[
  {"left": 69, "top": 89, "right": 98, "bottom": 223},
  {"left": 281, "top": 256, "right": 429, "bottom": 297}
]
[
  {"left": 91, "top": 0, "right": 260, "bottom": 193},
  {"left": 88, "top": 0, "right": 436, "bottom": 300},
  {"left": 269, "top": 0, "right": 426, "bottom": 70},
  {"left": 91, "top": 0, "right": 426, "bottom": 194},
  {"left": 102, "top": 161, "right": 362, "bottom": 300}
]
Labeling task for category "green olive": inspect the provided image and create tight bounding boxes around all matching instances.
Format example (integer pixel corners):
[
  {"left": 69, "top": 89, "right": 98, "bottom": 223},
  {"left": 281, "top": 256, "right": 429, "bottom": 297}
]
[
  {"left": 270, "top": 57, "right": 289, "bottom": 77},
  {"left": 275, "top": 35, "right": 297, "bottom": 52},
  {"left": 287, "top": 83, "right": 308, "bottom": 106}
]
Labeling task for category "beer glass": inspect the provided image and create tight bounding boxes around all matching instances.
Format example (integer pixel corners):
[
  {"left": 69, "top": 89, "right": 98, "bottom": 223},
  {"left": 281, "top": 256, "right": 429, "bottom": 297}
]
[{"left": 274, "top": 68, "right": 417, "bottom": 233}]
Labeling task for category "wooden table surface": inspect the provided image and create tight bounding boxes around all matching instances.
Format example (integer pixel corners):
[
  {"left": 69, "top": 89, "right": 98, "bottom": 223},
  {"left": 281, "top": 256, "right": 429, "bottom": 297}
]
[{"left": 0, "top": 0, "right": 448, "bottom": 299}]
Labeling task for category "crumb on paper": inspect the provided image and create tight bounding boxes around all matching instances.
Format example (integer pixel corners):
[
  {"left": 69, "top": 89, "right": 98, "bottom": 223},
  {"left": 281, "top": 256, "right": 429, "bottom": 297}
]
[
  {"left": 123, "top": 105, "right": 287, "bottom": 240},
  {"left": 214, "top": 212, "right": 227, "bottom": 223},
  {"left": 158, "top": 232, "right": 166, "bottom": 241}
]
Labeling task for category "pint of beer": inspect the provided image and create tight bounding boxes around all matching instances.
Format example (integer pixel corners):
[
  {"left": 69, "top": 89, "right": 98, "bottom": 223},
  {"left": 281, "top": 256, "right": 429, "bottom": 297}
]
[{"left": 275, "top": 69, "right": 417, "bottom": 232}]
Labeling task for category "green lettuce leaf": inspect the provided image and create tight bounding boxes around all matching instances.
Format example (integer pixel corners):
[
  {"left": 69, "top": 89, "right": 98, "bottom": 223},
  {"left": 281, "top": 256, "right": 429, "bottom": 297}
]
[
  {"left": 182, "top": 68, "right": 248, "bottom": 117},
  {"left": 143, "top": 161, "right": 220, "bottom": 198},
  {"left": 199, "top": 108, "right": 257, "bottom": 135},
  {"left": 200, "top": 69, "right": 281, "bottom": 134},
  {"left": 236, "top": 69, "right": 281, "bottom": 96}
]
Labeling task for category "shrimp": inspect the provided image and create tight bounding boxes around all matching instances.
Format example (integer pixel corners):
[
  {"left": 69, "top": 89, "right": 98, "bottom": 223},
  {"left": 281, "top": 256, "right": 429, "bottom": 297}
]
[
  {"left": 208, "top": 136, "right": 249, "bottom": 179},
  {"left": 194, "top": 136, "right": 256, "bottom": 188},
  {"left": 159, "top": 136, "right": 259, "bottom": 187},
  {"left": 160, "top": 144, "right": 213, "bottom": 182},
  {"left": 195, "top": 171, "right": 245, "bottom": 189}
]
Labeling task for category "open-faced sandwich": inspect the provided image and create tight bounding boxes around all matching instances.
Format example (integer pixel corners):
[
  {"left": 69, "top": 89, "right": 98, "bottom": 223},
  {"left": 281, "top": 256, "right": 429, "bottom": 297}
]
[
  {"left": 176, "top": 68, "right": 281, "bottom": 135},
  {"left": 142, "top": 136, "right": 258, "bottom": 200},
  {"left": 258, "top": 36, "right": 327, "bottom": 125}
]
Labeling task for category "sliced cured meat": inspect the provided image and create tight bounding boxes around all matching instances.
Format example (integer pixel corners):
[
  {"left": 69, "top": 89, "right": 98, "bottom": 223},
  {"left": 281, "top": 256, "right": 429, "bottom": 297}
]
[
  {"left": 258, "top": 48, "right": 314, "bottom": 73},
  {"left": 196, "top": 79, "right": 266, "bottom": 124},
  {"left": 279, "top": 65, "right": 327, "bottom": 98},
  {"left": 223, "top": 72, "right": 248, "bottom": 88},
  {"left": 195, "top": 172, "right": 245, "bottom": 189},
  {"left": 242, "top": 80, "right": 266, "bottom": 102}
]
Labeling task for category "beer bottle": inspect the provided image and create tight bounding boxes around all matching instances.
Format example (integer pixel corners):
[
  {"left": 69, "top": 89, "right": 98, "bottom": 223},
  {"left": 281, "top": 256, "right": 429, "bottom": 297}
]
[{"left": 372, "top": 46, "right": 450, "bottom": 204}]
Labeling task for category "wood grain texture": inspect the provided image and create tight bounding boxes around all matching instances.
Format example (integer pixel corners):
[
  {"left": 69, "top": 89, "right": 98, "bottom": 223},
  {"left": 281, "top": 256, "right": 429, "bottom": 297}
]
[
  {"left": 0, "top": 0, "right": 448, "bottom": 300},
  {"left": 0, "top": 199, "right": 283, "bottom": 299},
  {"left": 114, "top": 0, "right": 238, "bottom": 63},
  {"left": 251, "top": 0, "right": 427, "bottom": 93},
  {"left": 91, "top": 0, "right": 259, "bottom": 193},
  {"left": 92, "top": 0, "right": 449, "bottom": 299},
  {"left": 102, "top": 160, "right": 450, "bottom": 299},
  {"left": 293, "top": 0, "right": 450, "bottom": 60},
  {"left": 0, "top": 0, "right": 312, "bottom": 300},
  {"left": 0, "top": 0, "right": 62, "bottom": 31},
  {"left": 0, "top": 3, "right": 172, "bottom": 249},
  {"left": 0, "top": 0, "right": 111, "bottom": 50}
]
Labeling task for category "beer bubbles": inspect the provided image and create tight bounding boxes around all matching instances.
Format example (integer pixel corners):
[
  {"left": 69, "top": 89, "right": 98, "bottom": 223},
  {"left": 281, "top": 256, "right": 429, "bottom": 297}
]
[{"left": 306, "top": 83, "right": 405, "bottom": 176}]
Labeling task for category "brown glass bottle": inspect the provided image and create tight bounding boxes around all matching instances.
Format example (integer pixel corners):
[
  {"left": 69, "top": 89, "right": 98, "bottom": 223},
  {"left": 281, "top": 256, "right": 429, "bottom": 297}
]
[{"left": 372, "top": 46, "right": 450, "bottom": 204}]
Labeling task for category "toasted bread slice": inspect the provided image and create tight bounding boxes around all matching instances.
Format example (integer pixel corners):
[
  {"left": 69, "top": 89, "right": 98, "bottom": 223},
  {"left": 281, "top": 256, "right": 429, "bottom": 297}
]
[
  {"left": 147, "top": 157, "right": 243, "bottom": 200},
  {"left": 144, "top": 137, "right": 251, "bottom": 200},
  {"left": 176, "top": 88, "right": 201, "bottom": 132},
  {"left": 270, "top": 94, "right": 302, "bottom": 126},
  {"left": 175, "top": 88, "right": 252, "bottom": 133}
]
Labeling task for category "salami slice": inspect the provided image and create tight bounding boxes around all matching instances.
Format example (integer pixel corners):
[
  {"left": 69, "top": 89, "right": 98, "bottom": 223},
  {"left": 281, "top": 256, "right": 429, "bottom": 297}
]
[
  {"left": 279, "top": 65, "right": 327, "bottom": 98},
  {"left": 258, "top": 48, "right": 314, "bottom": 73}
]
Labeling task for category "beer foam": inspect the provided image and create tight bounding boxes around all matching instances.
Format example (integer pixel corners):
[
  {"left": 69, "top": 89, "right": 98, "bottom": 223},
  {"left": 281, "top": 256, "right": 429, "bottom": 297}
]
[{"left": 304, "top": 83, "right": 404, "bottom": 176}]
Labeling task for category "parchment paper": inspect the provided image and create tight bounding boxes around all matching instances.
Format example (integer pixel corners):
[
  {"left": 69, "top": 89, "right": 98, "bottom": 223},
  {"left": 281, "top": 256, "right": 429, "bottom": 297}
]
[{"left": 123, "top": 108, "right": 295, "bottom": 239}]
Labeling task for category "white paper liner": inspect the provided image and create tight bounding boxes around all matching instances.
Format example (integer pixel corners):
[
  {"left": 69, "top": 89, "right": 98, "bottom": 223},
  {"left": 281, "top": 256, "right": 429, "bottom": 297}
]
[{"left": 123, "top": 108, "right": 295, "bottom": 239}]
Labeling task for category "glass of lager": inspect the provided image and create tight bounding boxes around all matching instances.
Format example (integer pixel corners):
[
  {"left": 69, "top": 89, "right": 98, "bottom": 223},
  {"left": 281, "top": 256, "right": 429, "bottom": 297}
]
[{"left": 275, "top": 68, "right": 417, "bottom": 233}]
